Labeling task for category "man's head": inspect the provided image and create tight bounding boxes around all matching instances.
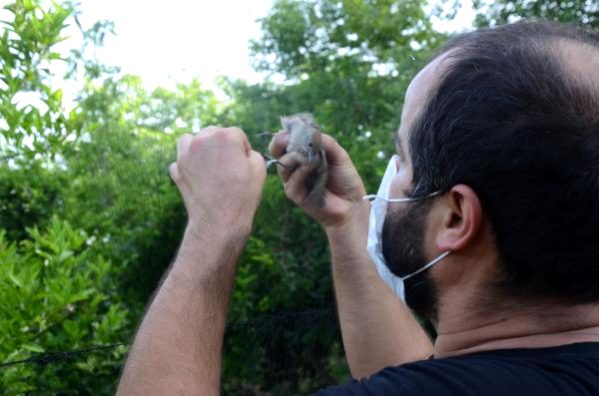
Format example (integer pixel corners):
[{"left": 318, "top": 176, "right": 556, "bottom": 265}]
[{"left": 382, "top": 21, "right": 599, "bottom": 322}]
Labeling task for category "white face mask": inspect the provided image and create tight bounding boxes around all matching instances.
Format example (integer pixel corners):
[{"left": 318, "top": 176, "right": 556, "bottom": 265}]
[{"left": 364, "top": 155, "right": 451, "bottom": 301}]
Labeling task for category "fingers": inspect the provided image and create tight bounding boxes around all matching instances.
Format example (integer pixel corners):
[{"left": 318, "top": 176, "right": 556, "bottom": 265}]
[
  {"left": 178, "top": 126, "right": 252, "bottom": 161},
  {"left": 177, "top": 134, "right": 193, "bottom": 161},
  {"left": 270, "top": 130, "right": 350, "bottom": 166},
  {"left": 284, "top": 164, "right": 314, "bottom": 204},
  {"left": 222, "top": 126, "right": 252, "bottom": 154},
  {"left": 169, "top": 162, "right": 180, "bottom": 182},
  {"left": 268, "top": 131, "right": 290, "bottom": 158},
  {"left": 321, "top": 134, "right": 351, "bottom": 166},
  {"left": 173, "top": 127, "right": 255, "bottom": 186},
  {"left": 276, "top": 151, "right": 319, "bottom": 205},
  {"left": 248, "top": 150, "right": 268, "bottom": 181},
  {"left": 277, "top": 152, "right": 303, "bottom": 182},
  {"left": 200, "top": 126, "right": 252, "bottom": 155}
]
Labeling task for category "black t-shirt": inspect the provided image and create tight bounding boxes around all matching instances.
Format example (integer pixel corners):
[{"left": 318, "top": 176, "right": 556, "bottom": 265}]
[{"left": 313, "top": 342, "right": 599, "bottom": 395}]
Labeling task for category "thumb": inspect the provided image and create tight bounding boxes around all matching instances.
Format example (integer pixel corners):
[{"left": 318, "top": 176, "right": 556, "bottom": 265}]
[
  {"left": 169, "top": 162, "right": 180, "bottom": 184},
  {"left": 249, "top": 150, "right": 267, "bottom": 183},
  {"left": 268, "top": 132, "right": 290, "bottom": 159},
  {"left": 322, "top": 134, "right": 351, "bottom": 166}
]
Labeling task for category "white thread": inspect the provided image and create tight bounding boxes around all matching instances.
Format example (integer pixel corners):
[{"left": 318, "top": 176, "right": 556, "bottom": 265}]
[{"left": 401, "top": 251, "right": 451, "bottom": 281}]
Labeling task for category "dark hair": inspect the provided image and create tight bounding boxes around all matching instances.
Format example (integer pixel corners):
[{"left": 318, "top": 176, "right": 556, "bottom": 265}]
[{"left": 409, "top": 21, "right": 599, "bottom": 303}]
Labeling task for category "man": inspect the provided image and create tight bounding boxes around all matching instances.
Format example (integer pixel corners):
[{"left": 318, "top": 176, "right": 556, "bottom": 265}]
[{"left": 117, "top": 21, "right": 599, "bottom": 395}]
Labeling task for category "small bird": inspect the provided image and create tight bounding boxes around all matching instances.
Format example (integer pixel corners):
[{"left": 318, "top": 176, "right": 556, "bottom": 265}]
[{"left": 280, "top": 113, "right": 328, "bottom": 207}]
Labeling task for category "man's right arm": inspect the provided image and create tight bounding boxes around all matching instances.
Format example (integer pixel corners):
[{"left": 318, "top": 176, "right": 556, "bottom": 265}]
[
  {"left": 269, "top": 133, "right": 433, "bottom": 379},
  {"left": 325, "top": 202, "right": 433, "bottom": 378}
]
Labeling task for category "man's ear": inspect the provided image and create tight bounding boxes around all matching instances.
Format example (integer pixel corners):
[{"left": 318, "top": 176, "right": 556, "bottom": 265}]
[{"left": 435, "top": 184, "right": 483, "bottom": 252}]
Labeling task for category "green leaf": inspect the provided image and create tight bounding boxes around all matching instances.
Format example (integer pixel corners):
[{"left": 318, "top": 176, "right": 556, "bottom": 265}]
[
  {"left": 22, "top": 343, "right": 44, "bottom": 353},
  {"left": 7, "top": 272, "right": 23, "bottom": 288}
]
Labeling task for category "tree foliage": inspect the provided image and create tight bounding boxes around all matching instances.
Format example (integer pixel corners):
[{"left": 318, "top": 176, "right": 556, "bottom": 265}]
[
  {"left": 0, "top": 0, "right": 77, "bottom": 164},
  {"left": 1, "top": 0, "right": 597, "bottom": 394},
  {"left": 473, "top": 0, "right": 599, "bottom": 28},
  {"left": 217, "top": 1, "right": 450, "bottom": 392},
  {"left": 59, "top": 74, "right": 220, "bottom": 303},
  {"left": 0, "top": 218, "right": 128, "bottom": 394}
]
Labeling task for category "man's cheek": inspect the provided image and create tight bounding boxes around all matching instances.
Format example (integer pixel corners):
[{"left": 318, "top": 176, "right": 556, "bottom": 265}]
[{"left": 389, "top": 174, "right": 411, "bottom": 199}]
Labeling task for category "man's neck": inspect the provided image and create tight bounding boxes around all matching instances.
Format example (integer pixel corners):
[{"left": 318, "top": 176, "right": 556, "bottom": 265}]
[{"left": 433, "top": 294, "right": 599, "bottom": 358}]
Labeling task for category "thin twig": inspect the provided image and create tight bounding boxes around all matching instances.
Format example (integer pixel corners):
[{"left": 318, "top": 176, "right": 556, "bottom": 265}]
[{"left": 0, "top": 343, "right": 129, "bottom": 368}]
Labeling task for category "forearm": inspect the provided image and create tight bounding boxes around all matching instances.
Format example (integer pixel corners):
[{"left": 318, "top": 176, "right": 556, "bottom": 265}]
[
  {"left": 326, "top": 202, "right": 433, "bottom": 379},
  {"left": 117, "top": 223, "right": 249, "bottom": 395}
]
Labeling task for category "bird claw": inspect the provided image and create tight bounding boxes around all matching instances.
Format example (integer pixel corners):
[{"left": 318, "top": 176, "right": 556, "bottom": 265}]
[{"left": 261, "top": 152, "right": 290, "bottom": 169}]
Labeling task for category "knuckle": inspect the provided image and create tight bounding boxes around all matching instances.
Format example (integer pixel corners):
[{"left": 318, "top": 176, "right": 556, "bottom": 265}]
[
  {"left": 226, "top": 126, "right": 244, "bottom": 135},
  {"left": 278, "top": 168, "right": 289, "bottom": 181},
  {"left": 178, "top": 133, "right": 191, "bottom": 142},
  {"left": 202, "top": 125, "right": 219, "bottom": 133},
  {"left": 275, "top": 132, "right": 289, "bottom": 144},
  {"left": 192, "top": 128, "right": 230, "bottom": 148},
  {"left": 212, "top": 128, "right": 230, "bottom": 140},
  {"left": 189, "top": 136, "right": 205, "bottom": 151}
]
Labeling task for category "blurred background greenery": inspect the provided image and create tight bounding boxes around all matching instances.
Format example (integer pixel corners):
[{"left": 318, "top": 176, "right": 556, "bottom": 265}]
[{"left": 0, "top": 0, "right": 597, "bottom": 394}]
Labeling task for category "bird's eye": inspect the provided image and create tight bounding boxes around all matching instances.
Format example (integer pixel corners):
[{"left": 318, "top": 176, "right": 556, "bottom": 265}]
[{"left": 309, "top": 142, "right": 313, "bottom": 147}]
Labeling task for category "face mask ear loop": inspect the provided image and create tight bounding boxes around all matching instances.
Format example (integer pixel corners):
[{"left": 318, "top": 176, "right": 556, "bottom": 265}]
[
  {"left": 387, "top": 190, "right": 442, "bottom": 202},
  {"left": 363, "top": 194, "right": 416, "bottom": 202},
  {"left": 401, "top": 251, "right": 451, "bottom": 281},
  {"left": 363, "top": 191, "right": 442, "bottom": 203}
]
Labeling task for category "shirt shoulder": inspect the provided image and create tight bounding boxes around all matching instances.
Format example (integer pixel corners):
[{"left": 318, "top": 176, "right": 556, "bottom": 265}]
[{"left": 311, "top": 342, "right": 599, "bottom": 396}]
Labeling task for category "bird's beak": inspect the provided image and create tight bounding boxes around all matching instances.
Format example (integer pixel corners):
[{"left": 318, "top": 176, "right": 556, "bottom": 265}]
[{"left": 307, "top": 150, "right": 313, "bottom": 164}]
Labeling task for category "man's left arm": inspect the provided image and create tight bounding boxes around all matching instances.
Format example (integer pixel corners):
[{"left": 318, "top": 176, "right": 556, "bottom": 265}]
[{"left": 117, "top": 127, "right": 266, "bottom": 395}]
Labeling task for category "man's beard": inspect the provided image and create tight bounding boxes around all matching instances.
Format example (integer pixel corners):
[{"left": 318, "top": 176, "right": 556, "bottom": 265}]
[{"left": 382, "top": 200, "right": 438, "bottom": 321}]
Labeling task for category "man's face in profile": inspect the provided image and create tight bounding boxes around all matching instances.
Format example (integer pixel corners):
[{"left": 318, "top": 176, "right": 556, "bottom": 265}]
[
  {"left": 382, "top": 201, "right": 438, "bottom": 320},
  {"left": 380, "top": 52, "right": 453, "bottom": 321}
]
